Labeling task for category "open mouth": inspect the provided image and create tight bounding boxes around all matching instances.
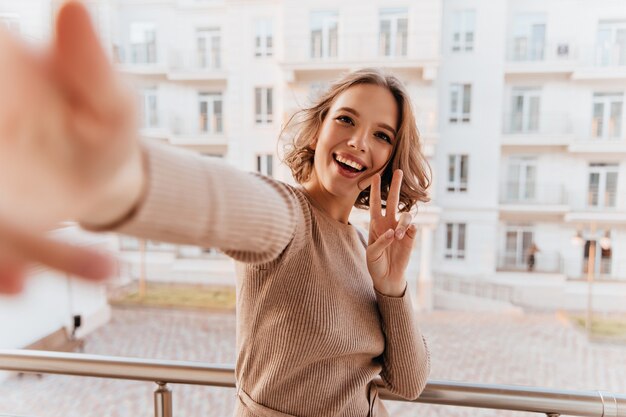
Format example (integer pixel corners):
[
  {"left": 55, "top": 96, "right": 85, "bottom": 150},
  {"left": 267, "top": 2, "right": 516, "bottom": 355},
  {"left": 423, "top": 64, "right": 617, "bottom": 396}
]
[{"left": 333, "top": 153, "right": 367, "bottom": 174}]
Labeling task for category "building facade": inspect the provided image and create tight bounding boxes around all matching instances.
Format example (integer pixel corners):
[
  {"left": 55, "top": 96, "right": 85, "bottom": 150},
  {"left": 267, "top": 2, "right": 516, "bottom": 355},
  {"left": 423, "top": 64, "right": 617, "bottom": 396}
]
[{"left": 3, "top": 0, "right": 626, "bottom": 313}]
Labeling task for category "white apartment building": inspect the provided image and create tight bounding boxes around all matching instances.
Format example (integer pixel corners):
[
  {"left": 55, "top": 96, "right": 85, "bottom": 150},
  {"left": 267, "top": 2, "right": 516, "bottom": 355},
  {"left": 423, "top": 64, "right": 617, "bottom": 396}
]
[
  {"left": 438, "top": 0, "right": 626, "bottom": 312},
  {"left": 2, "top": 0, "right": 625, "bottom": 314}
]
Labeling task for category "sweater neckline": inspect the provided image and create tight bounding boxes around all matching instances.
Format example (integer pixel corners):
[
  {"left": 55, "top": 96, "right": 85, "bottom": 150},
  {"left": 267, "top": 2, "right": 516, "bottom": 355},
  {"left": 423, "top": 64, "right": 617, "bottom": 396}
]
[{"left": 297, "top": 187, "right": 355, "bottom": 231}]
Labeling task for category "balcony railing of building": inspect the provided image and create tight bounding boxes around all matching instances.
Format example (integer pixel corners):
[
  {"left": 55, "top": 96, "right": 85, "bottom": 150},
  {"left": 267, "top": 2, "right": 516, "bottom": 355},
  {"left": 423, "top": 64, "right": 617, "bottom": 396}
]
[
  {"left": 169, "top": 115, "right": 225, "bottom": 139},
  {"left": 1, "top": 350, "right": 625, "bottom": 417},
  {"left": 499, "top": 182, "right": 568, "bottom": 206},
  {"left": 436, "top": 274, "right": 515, "bottom": 303},
  {"left": 113, "top": 45, "right": 167, "bottom": 74},
  {"left": 575, "top": 189, "right": 619, "bottom": 211},
  {"left": 497, "top": 251, "right": 564, "bottom": 274},
  {"left": 502, "top": 113, "right": 573, "bottom": 137},
  {"left": 283, "top": 34, "right": 438, "bottom": 66},
  {"left": 505, "top": 40, "right": 579, "bottom": 65},
  {"left": 579, "top": 42, "right": 626, "bottom": 68},
  {"left": 168, "top": 49, "right": 228, "bottom": 79}
]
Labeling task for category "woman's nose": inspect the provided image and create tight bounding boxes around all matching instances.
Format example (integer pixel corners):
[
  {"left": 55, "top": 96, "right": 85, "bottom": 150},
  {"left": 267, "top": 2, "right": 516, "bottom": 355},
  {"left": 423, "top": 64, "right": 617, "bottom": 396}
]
[{"left": 347, "top": 130, "right": 367, "bottom": 152}]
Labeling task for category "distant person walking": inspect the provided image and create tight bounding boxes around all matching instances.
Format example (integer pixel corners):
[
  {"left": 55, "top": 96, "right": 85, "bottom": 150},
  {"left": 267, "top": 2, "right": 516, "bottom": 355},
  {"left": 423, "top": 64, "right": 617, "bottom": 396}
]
[{"left": 527, "top": 243, "right": 540, "bottom": 272}]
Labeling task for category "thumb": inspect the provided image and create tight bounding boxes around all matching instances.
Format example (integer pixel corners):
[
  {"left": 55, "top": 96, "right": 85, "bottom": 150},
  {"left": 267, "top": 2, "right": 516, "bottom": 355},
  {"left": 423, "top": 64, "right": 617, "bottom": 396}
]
[
  {"left": 52, "top": 1, "right": 118, "bottom": 116},
  {"left": 367, "top": 229, "right": 394, "bottom": 263}
]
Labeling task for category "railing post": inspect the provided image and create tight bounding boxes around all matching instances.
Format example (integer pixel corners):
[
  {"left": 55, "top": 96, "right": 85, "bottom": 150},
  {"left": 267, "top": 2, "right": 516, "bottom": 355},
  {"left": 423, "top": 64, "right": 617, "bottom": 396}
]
[{"left": 154, "top": 382, "right": 172, "bottom": 417}]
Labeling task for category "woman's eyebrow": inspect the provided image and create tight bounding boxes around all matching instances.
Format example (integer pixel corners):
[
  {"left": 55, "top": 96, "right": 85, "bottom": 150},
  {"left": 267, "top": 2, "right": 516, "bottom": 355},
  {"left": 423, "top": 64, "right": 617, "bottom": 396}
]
[
  {"left": 336, "top": 106, "right": 397, "bottom": 136},
  {"left": 378, "top": 123, "right": 397, "bottom": 136},
  {"left": 337, "top": 106, "right": 360, "bottom": 117}
]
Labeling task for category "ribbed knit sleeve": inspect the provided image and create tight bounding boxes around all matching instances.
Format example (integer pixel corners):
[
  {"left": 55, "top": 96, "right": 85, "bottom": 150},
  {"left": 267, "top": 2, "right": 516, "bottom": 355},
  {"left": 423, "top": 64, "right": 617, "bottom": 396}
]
[
  {"left": 375, "top": 288, "right": 430, "bottom": 400},
  {"left": 81, "top": 141, "right": 298, "bottom": 264}
]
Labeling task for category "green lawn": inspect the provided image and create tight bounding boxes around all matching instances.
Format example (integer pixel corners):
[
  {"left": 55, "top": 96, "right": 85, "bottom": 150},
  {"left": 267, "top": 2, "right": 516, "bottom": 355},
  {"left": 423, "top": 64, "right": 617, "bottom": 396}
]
[
  {"left": 571, "top": 315, "right": 626, "bottom": 340},
  {"left": 109, "top": 283, "right": 236, "bottom": 311}
]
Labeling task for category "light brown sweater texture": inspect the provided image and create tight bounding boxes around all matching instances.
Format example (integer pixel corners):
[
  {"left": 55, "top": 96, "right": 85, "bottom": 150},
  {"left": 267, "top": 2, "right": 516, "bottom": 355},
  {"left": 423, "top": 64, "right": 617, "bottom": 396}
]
[{"left": 91, "top": 142, "right": 430, "bottom": 416}]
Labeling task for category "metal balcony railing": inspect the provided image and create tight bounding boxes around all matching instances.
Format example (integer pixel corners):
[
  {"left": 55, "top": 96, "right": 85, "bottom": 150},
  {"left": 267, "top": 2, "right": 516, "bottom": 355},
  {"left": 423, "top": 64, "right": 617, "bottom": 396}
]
[
  {"left": 284, "top": 33, "right": 437, "bottom": 64},
  {"left": 1, "top": 350, "right": 624, "bottom": 417},
  {"left": 502, "top": 112, "right": 573, "bottom": 136},
  {"left": 497, "top": 251, "right": 564, "bottom": 274},
  {"left": 499, "top": 182, "right": 567, "bottom": 206},
  {"left": 506, "top": 40, "right": 579, "bottom": 64}
]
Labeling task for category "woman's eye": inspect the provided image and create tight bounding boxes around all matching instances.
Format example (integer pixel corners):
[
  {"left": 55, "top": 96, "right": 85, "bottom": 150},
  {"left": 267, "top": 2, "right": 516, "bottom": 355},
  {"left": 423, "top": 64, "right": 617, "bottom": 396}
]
[
  {"left": 337, "top": 115, "right": 354, "bottom": 125},
  {"left": 375, "top": 132, "right": 392, "bottom": 143}
]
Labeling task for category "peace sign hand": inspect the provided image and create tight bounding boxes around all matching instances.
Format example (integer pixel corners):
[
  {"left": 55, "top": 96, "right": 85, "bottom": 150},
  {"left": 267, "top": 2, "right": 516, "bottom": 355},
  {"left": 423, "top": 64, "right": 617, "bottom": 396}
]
[{"left": 366, "top": 170, "right": 417, "bottom": 297}]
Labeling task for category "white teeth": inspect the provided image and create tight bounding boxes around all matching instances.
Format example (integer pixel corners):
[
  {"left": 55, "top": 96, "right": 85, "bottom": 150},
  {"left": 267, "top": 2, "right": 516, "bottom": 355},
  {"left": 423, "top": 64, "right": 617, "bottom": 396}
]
[{"left": 334, "top": 155, "right": 364, "bottom": 171}]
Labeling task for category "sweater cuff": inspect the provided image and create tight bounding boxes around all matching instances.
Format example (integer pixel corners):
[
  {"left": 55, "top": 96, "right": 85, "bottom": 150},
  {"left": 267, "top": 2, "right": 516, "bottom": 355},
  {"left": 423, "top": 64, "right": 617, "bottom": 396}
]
[{"left": 375, "top": 285, "right": 415, "bottom": 320}]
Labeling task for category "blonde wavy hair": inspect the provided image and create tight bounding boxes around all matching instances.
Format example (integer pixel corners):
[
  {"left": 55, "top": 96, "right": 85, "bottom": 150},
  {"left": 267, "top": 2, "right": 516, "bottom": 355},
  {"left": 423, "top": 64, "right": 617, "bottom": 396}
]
[{"left": 282, "top": 68, "right": 431, "bottom": 212}]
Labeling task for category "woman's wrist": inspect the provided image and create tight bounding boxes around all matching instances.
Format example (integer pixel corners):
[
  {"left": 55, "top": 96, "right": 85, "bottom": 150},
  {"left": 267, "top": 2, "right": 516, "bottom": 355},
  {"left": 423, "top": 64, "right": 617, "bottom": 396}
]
[
  {"left": 374, "top": 279, "right": 407, "bottom": 298},
  {"left": 76, "top": 142, "right": 148, "bottom": 229}
]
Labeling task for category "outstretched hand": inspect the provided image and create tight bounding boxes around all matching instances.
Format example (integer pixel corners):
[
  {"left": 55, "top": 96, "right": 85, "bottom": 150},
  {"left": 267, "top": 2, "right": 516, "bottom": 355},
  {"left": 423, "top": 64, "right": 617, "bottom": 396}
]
[
  {"left": 366, "top": 170, "right": 417, "bottom": 297},
  {"left": 0, "top": 1, "right": 141, "bottom": 293}
]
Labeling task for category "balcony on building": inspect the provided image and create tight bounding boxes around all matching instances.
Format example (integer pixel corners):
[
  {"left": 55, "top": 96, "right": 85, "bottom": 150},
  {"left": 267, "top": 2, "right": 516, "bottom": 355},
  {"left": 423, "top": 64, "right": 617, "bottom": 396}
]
[
  {"left": 499, "top": 181, "right": 569, "bottom": 217},
  {"left": 501, "top": 112, "right": 574, "bottom": 147},
  {"left": 139, "top": 112, "right": 169, "bottom": 142},
  {"left": 113, "top": 44, "right": 167, "bottom": 76},
  {"left": 572, "top": 39, "right": 626, "bottom": 80},
  {"left": 167, "top": 49, "right": 228, "bottom": 82},
  {"left": 281, "top": 33, "right": 438, "bottom": 82},
  {"left": 567, "top": 108, "right": 626, "bottom": 153},
  {"left": 565, "top": 188, "right": 626, "bottom": 224},
  {"left": 504, "top": 39, "right": 579, "bottom": 75},
  {"left": 168, "top": 114, "right": 228, "bottom": 155},
  {"left": 496, "top": 251, "right": 563, "bottom": 274}
]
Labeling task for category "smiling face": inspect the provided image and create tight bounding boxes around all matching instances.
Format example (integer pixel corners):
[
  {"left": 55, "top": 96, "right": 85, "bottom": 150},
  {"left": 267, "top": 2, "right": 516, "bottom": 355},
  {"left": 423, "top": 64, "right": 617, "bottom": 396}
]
[{"left": 309, "top": 83, "right": 399, "bottom": 203}]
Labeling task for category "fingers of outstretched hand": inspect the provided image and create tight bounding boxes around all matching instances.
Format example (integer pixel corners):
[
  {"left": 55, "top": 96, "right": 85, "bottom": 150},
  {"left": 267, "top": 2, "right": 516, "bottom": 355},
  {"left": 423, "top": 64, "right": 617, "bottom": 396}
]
[
  {"left": 0, "top": 223, "right": 115, "bottom": 289},
  {"left": 386, "top": 169, "right": 403, "bottom": 218},
  {"left": 394, "top": 212, "right": 413, "bottom": 239},
  {"left": 367, "top": 229, "right": 394, "bottom": 262},
  {"left": 0, "top": 255, "right": 26, "bottom": 295},
  {"left": 53, "top": 1, "right": 119, "bottom": 119}
]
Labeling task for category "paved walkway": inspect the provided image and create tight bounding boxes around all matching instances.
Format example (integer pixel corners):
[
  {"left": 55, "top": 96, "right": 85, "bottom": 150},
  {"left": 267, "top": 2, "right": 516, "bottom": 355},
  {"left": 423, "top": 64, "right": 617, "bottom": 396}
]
[{"left": 1, "top": 307, "right": 625, "bottom": 417}]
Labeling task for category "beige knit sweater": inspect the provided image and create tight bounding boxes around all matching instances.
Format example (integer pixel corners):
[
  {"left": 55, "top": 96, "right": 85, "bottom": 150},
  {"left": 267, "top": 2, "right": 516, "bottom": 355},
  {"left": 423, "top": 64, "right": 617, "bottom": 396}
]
[{"left": 89, "top": 142, "right": 430, "bottom": 416}]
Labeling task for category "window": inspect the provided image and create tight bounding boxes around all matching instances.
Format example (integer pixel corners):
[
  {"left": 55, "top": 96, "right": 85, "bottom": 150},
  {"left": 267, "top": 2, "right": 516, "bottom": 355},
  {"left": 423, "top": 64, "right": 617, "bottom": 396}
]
[
  {"left": 451, "top": 10, "right": 475, "bottom": 52},
  {"left": 447, "top": 155, "right": 469, "bottom": 192},
  {"left": 142, "top": 88, "right": 158, "bottom": 128},
  {"left": 0, "top": 14, "right": 20, "bottom": 33},
  {"left": 379, "top": 8, "right": 408, "bottom": 57},
  {"left": 445, "top": 223, "right": 466, "bottom": 259},
  {"left": 504, "top": 226, "right": 533, "bottom": 268},
  {"left": 130, "top": 22, "right": 157, "bottom": 64},
  {"left": 255, "top": 87, "right": 273, "bottom": 124},
  {"left": 449, "top": 83, "right": 471, "bottom": 123},
  {"left": 310, "top": 11, "right": 338, "bottom": 59},
  {"left": 587, "top": 164, "right": 618, "bottom": 208},
  {"left": 255, "top": 19, "right": 273, "bottom": 57},
  {"left": 256, "top": 154, "right": 274, "bottom": 177},
  {"left": 197, "top": 28, "right": 221, "bottom": 69},
  {"left": 511, "top": 14, "right": 546, "bottom": 61},
  {"left": 596, "top": 21, "right": 626, "bottom": 66},
  {"left": 583, "top": 233, "right": 612, "bottom": 277},
  {"left": 510, "top": 88, "right": 540, "bottom": 133},
  {"left": 198, "top": 93, "right": 223, "bottom": 134},
  {"left": 592, "top": 93, "right": 623, "bottom": 139},
  {"left": 506, "top": 157, "right": 537, "bottom": 202}
]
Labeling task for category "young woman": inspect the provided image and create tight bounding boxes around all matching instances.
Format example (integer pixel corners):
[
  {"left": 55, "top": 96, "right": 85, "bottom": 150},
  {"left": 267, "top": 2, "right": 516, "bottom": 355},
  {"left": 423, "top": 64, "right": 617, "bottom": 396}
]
[{"left": 0, "top": 2, "right": 431, "bottom": 416}]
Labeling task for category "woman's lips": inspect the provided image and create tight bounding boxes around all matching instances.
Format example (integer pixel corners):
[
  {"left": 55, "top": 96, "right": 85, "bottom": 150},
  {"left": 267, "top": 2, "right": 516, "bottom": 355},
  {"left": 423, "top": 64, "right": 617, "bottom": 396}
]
[{"left": 333, "top": 157, "right": 363, "bottom": 179}]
